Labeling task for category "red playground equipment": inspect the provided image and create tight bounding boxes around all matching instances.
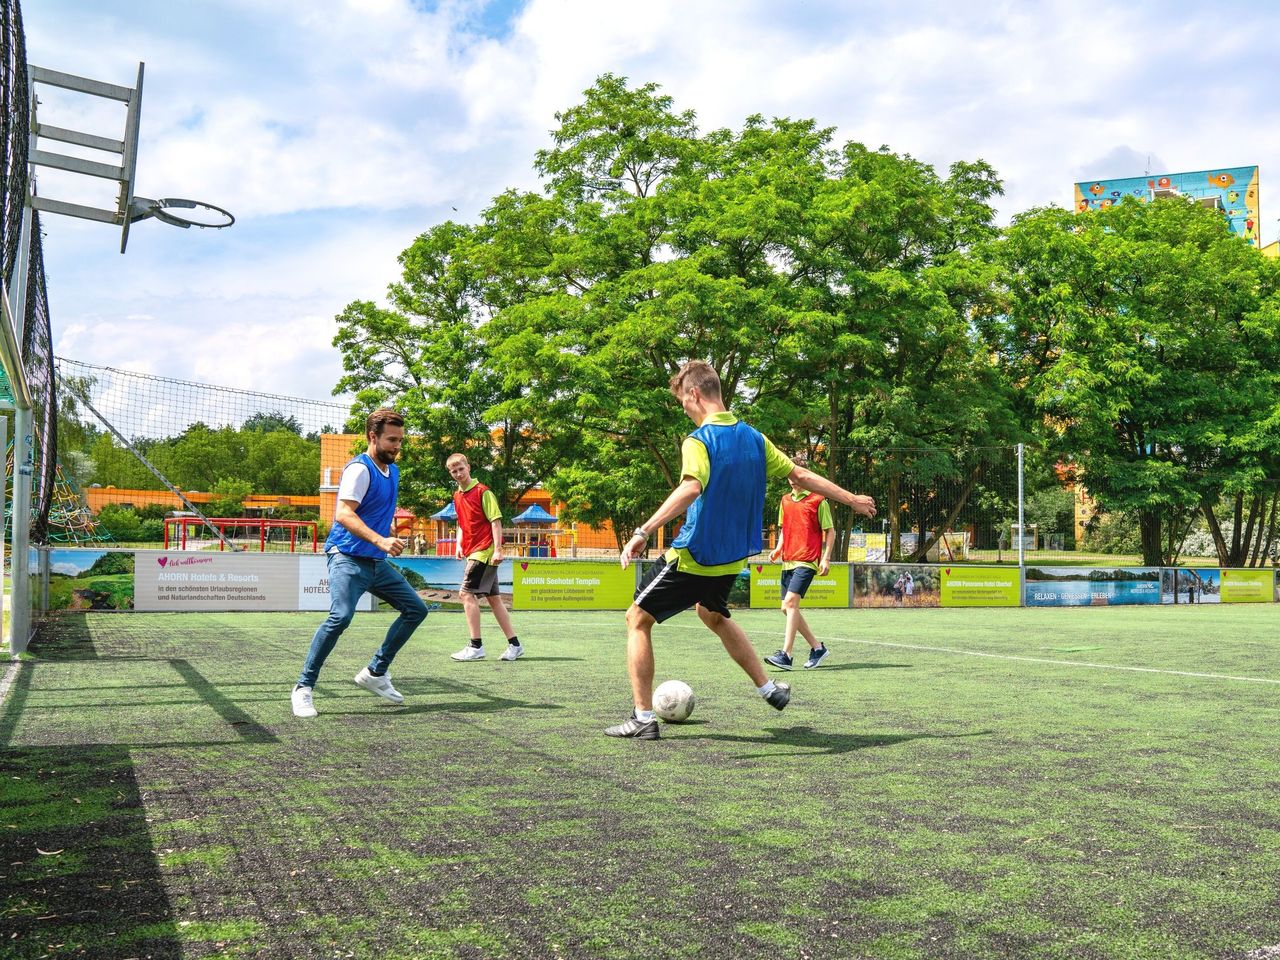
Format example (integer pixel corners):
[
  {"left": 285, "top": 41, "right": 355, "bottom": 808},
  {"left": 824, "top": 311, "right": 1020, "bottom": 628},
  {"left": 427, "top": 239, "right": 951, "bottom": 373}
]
[{"left": 163, "top": 516, "right": 319, "bottom": 552}]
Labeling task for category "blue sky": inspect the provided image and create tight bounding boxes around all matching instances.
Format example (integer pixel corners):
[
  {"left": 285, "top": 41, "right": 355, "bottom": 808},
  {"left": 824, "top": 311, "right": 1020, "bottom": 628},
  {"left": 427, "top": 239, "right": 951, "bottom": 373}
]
[{"left": 22, "top": 0, "right": 1280, "bottom": 402}]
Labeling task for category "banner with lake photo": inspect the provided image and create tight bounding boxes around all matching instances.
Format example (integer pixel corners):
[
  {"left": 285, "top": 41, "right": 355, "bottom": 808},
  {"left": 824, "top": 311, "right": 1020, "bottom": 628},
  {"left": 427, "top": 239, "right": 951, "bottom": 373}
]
[
  {"left": 1025, "top": 567, "right": 1160, "bottom": 607},
  {"left": 748, "top": 563, "right": 851, "bottom": 608},
  {"left": 853, "top": 565, "right": 940, "bottom": 608}
]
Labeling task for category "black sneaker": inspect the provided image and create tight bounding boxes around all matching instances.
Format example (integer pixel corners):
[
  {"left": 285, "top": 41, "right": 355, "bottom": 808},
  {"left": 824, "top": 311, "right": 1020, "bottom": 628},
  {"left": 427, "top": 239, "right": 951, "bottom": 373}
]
[
  {"left": 804, "top": 645, "right": 830, "bottom": 669},
  {"left": 764, "top": 682, "right": 791, "bottom": 711},
  {"left": 605, "top": 712, "right": 660, "bottom": 739},
  {"left": 764, "top": 649, "right": 793, "bottom": 670}
]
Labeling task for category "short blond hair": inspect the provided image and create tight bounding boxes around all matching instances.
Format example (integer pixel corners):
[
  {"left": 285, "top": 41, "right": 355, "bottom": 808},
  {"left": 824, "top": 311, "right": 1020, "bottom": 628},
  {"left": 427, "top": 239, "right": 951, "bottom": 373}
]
[
  {"left": 446, "top": 453, "right": 469, "bottom": 468},
  {"left": 669, "top": 360, "right": 722, "bottom": 400}
]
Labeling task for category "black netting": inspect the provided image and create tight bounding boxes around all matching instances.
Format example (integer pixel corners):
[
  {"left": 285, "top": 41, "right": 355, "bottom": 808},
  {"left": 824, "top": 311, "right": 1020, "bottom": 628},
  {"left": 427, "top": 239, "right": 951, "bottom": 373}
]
[
  {"left": 24, "top": 211, "right": 55, "bottom": 541},
  {"left": 2, "top": 0, "right": 28, "bottom": 287}
]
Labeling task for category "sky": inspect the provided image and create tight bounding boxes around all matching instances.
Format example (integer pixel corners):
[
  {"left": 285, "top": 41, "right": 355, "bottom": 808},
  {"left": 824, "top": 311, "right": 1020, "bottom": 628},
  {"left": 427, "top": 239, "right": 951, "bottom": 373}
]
[{"left": 22, "top": 0, "right": 1280, "bottom": 405}]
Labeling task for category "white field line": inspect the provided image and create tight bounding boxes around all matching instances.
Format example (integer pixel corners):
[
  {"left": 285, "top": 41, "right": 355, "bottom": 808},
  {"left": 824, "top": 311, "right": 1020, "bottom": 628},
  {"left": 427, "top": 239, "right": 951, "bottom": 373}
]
[
  {"left": 823, "top": 635, "right": 1280, "bottom": 685},
  {"left": 0, "top": 657, "right": 22, "bottom": 707},
  {"left": 654, "top": 619, "right": 1280, "bottom": 685}
]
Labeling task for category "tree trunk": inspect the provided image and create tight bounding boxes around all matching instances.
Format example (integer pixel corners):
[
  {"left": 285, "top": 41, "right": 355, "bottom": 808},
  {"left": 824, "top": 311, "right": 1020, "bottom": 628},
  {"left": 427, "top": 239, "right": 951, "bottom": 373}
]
[
  {"left": 910, "top": 464, "right": 982, "bottom": 562},
  {"left": 1138, "top": 509, "right": 1162, "bottom": 567},
  {"left": 887, "top": 472, "right": 901, "bottom": 562},
  {"left": 1202, "top": 501, "right": 1229, "bottom": 566}
]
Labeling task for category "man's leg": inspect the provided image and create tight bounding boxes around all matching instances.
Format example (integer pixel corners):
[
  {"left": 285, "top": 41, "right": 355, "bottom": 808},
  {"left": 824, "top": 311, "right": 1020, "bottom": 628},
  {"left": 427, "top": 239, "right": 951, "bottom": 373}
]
[
  {"left": 782, "top": 592, "right": 820, "bottom": 655},
  {"left": 366, "top": 561, "right": 429, "bottom": 676},
  {"left": 485, "top": 591, "right": 517, "bottom": 640},
  {"left": 297, "top": 554, "right": 367, "bottom": 688},
  {"left": 697, "top": 604, "right": 768, "bottom": 688},
  {"left": 462, "top": 592, "right": 483, "bottom": 638},
  {"left": 625, "top": 603, "right": 657, "bottom": 711}
]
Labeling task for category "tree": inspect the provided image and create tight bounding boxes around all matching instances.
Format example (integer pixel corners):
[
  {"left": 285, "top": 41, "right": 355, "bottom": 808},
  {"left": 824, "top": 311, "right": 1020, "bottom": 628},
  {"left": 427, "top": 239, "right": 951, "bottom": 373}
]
[{"left": 986, "top": 198, "right": 1280, "bottom": 565}]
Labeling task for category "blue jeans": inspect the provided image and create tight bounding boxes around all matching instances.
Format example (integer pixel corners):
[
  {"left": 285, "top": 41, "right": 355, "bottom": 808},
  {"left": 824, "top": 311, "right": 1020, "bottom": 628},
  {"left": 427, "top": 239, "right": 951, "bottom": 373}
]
[{"left": 297, "top": 552, "right": 428, "bottom": 688}]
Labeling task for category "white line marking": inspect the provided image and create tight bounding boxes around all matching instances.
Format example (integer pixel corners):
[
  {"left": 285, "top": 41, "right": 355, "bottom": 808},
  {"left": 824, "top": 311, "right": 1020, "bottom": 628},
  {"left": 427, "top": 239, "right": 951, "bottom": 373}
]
[
  {"left": 823, "top": 635, "right": 1280, "bottom": 685},
  {"left": 0, "top": 657, "right": 22, "bottom": 707}
]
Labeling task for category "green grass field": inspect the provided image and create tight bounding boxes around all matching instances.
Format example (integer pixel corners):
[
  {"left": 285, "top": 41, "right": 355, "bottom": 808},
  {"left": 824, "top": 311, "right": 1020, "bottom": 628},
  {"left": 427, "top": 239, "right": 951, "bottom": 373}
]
[{"left": 3, "top": 605, "right": 1280, "bottom": 959}]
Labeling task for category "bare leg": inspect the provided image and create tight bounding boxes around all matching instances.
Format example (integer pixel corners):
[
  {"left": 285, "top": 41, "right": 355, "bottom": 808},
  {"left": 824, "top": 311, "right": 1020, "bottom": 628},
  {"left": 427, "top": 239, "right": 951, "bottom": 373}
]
[
  {"left": 462, "top": 592, "right": 482, "bottom": 639},
  {"left": 625, "top": 604, "right": 656, "bottom": 710},
  {"left": 697, "top": 604, "right": 768, "bottom": 687},
  {"left": 781, "top": 593, "right": 818, "bottom": 655},
  {"left": 485, "top": 594, "right": 517, "bottom": 640}
]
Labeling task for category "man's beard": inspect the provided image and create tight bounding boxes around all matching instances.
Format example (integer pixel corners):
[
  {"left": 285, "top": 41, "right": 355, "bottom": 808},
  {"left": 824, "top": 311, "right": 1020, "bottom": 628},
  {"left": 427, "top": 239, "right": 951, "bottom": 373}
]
[{"left": 374, "top": 447, "right": 398, "bottom": 466}]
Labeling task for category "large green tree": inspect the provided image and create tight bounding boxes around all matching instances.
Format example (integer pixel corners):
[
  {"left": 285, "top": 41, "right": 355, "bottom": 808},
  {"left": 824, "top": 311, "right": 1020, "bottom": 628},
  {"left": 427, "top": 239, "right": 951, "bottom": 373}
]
[{"left": 986, "top": 198, "right": 1280, "bottom": 565}]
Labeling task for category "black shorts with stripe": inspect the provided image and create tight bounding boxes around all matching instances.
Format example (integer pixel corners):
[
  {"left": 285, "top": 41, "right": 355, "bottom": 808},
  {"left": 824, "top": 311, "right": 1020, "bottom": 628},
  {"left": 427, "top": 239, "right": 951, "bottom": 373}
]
[
  {"left": 633, "top": 554, "right": 737, "bottom": 624},
  {"left": 460, "top": 559, "right": 501, "bottom": 596}
]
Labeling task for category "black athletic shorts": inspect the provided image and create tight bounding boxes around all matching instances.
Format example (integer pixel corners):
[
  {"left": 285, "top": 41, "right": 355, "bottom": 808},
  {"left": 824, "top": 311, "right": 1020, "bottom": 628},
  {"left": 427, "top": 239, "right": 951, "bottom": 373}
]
[
  {"left": 633, "top": 553, "right": 738, "bottom": 624},
  {"left": 460, "top": 559, "right": 501, "bottom": 597}
]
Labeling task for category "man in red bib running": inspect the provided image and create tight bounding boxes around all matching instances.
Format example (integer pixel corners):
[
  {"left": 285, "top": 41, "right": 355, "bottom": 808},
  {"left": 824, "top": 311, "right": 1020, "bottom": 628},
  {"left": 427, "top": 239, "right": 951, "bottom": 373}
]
[{"left": 446, "top": 453, "right": 522, "bottom": 662}]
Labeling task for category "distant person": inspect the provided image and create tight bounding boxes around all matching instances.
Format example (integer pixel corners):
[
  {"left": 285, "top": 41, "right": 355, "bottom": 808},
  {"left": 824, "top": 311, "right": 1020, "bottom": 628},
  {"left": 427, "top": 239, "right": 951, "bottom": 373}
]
[
  {"left": 905, "top": 571, "right": 915, "bottom": 601},
  {"left": 764, "top": 470, "right": 836, "bottom": 671},
  {"left": 447, "top": 453, "right": 523, "bottom": 662},
  {"left": 608, "top": 361, "right": 876, "bottom": 739},
  {"left": 893, "top": 574, "right": 906, "bottom": 606},
  {"left": 292, "top": 409, "right": 427, "bottom": 718}
]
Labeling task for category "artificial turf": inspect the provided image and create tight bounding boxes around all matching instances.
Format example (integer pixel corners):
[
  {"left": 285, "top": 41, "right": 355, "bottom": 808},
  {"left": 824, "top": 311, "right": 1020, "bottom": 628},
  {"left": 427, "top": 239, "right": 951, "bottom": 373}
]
[{"left": 2, "top": 604, "right": 1279, "bottom": 959}]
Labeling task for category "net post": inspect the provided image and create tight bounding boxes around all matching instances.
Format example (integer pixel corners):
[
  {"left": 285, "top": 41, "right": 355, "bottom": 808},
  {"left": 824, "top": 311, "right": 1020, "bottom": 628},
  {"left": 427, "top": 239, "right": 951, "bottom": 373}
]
[{"left": 1017, "top": 443, "right": 1026, "bottom": 571}]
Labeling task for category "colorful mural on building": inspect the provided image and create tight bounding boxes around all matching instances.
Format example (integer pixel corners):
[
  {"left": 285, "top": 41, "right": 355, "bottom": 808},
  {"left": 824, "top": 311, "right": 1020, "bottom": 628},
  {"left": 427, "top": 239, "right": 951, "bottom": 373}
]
[{"left": 1073, "top": 166, "right": 1260, "bottom": 246}]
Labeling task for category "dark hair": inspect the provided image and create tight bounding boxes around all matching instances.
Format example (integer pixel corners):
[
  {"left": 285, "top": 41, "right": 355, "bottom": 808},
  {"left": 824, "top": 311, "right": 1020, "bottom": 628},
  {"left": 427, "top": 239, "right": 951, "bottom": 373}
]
[
  {"left": 669, "top": 360, "right": 722, "bottom": 400},
  {"left": 366, "top": 408, "right": 405, "bottom": 438}
]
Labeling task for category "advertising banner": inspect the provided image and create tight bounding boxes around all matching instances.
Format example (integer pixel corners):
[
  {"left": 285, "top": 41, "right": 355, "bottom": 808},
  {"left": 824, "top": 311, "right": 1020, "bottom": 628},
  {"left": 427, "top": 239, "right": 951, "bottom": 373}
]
[
  {"left": 847, "top": 534, "right": 887, "bottom": 563},
  {"left": 1161, "top": 568, "right": 1220, "bottom": 604},
  {"left": 1025, "top": 567, "right": 1160, "bottom": 607},
  {"left": 939, "top": 566, "right": 1021, "bottom": 607},
  {"left": 748, "top": 564, "right": 851, "bottom": 608},
  {"left": 45, "top": 549, "right": 136, "bottom": 611},
  {"left": 136, "top": 552, "right": 310, "bottom": 611},
  {"left": 513, "top": 560, "right": 635, "bottom": 610},
  {"left": 853, "top": 565, "right": 940, "bottom": 608},
  {"left": 298, "top": 555, "right": 377, "bottom": 612},
  {"left": 1219, "top": 569, "right": 1274, "bottom": 604}
]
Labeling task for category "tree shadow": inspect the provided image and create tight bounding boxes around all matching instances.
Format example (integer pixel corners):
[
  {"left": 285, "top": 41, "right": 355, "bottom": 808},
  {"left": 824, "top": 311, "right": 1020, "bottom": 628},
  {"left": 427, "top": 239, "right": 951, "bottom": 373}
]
[
  {"left": 810, "top": 662, "right": 913, "bottom": 672},
  {"left": 686, "top": 725, "right": 992, "bottom": 758}
]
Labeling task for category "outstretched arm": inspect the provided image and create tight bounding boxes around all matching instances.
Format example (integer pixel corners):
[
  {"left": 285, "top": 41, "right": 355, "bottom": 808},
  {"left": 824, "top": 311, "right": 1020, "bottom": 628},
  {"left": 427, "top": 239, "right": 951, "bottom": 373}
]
[{"left": 788, "top": 465, "right": 876, "bottom": 518}]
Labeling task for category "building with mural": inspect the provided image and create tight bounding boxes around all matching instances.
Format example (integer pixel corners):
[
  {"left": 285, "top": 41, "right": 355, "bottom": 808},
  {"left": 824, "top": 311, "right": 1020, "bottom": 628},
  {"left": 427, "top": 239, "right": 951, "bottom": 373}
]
[{"left": 1073, "top": 166, "right": 1260, "bottom": 246}]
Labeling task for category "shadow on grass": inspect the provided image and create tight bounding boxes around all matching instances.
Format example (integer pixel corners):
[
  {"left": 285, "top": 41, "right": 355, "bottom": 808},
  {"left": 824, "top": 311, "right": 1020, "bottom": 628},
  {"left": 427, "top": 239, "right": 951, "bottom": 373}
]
[
  {"left": 811, "top": 662, "right": 913, "bottom": 672},
  {"left": 688, "top": 725, "right": 992, "bottom": 758}
]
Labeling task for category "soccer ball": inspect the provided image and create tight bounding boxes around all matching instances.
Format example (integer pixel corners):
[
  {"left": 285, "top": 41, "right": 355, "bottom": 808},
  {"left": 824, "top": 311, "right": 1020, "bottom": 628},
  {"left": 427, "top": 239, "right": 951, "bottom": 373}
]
[{"left": 653, "top": 680, "right": 695, "bottom": 723}]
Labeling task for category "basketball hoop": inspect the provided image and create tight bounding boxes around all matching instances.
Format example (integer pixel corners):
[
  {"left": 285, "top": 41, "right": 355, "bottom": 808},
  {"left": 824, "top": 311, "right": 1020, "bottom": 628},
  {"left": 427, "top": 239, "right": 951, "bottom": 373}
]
[{"left": 127, "top": 196, "right": 235, "bottom": 230}]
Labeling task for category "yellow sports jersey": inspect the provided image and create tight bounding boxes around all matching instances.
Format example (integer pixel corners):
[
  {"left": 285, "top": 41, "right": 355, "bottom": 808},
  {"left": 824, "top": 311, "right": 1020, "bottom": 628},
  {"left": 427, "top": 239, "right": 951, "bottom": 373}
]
[{"left": 460, "top": 479, "right": 503, "bottom": 563}]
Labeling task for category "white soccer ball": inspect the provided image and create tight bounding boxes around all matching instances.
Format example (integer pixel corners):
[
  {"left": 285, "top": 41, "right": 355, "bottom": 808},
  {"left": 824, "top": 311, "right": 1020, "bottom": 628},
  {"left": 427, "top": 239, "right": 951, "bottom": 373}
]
[{"left": 653, "top": 679, "right": 695, "bottom": 723}]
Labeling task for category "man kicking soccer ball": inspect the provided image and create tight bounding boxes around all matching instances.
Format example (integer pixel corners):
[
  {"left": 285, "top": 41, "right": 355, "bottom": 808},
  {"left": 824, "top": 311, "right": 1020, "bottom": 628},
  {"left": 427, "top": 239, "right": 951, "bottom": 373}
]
[
  {"left": 764, "top": 468, "right": 836, "bottom": 671},
  {"left": 606, "top": 361, "right": 876, "bottom": 739},
  {"left": 292, "top": 409, "right": 427, "bottom": 718}
]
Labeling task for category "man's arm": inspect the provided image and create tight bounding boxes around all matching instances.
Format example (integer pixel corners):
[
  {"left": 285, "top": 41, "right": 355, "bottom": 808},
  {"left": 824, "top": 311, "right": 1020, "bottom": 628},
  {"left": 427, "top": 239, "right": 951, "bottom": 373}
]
[
  {"left": 620, "top": 477, "right": 703, "bottom": 569},
  {"left": 818, "top": 526, "right": 835, "bottom": 576},
  {"left": 789, "top": 465, "right": 876, "bottom": 518},
  {"left": 335, "top": 500, "right": 405, "bottom": 556},
  {"left": 491, "top": 518, "right": 505, "bottom": 564}
]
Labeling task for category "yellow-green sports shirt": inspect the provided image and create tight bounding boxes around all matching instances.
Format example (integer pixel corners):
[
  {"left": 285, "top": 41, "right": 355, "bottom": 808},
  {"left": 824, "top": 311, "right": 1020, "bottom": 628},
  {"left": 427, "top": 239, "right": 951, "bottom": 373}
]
[
  {"left": 460, "top": 479, "right": 504, "bottom": 564},
  {"left": 664, "top": 412, "right": 794, "bottom": 577}
]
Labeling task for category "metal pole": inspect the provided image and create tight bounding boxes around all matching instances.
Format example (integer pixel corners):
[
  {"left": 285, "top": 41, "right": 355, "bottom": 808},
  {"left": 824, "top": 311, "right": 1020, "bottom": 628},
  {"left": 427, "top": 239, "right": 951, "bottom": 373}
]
[
  {"left": 1017, "top": 443, "right": 1025, "bottom": 570},
  {"left": 7, "top": 201, "right": 35, "bottom": 655}
]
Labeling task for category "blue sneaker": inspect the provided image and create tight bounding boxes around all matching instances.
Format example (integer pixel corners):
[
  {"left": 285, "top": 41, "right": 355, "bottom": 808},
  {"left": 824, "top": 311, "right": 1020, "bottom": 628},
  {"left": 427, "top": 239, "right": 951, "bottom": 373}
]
[
  {"left": 804, "top": 645, "right": 830, "bottom": 669},
  {"left": 764, "top": 650, "right": 793, "bottom": 671}
]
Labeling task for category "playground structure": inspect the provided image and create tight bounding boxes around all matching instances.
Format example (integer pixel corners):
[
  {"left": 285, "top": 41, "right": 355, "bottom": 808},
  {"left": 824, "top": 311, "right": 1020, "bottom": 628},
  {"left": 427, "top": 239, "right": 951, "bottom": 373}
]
[{"left": 163, "top": 516, "right": 318, "bottom": 552}]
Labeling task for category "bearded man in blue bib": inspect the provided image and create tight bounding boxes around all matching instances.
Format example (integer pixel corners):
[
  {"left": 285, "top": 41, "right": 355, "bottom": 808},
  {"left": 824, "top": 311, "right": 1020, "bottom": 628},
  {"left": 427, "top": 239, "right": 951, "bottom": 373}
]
[{"left": 292, "top": 408, "right": 428, "bottom": 718}]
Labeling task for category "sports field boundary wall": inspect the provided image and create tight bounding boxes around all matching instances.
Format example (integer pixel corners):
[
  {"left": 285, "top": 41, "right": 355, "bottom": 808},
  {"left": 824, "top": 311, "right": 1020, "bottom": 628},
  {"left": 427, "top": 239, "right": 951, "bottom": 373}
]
[{"left": 29, "top": 549, "right": 1280, "bottom": 614}]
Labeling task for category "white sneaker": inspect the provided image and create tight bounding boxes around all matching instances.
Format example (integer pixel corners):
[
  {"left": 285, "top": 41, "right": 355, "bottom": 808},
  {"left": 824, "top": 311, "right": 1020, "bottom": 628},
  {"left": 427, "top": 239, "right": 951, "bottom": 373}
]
[
  {"left": 499, "top": 644, "right": 524, "bottom": 661},
  {"left": 451, "top": 645, "right": 485, "bottom": 661},
  {"left": 291, "top": 685, "right": 317, "bottom": 718},
  {"left": 354, "top": 667, "right": 404, "bottom": 704}
]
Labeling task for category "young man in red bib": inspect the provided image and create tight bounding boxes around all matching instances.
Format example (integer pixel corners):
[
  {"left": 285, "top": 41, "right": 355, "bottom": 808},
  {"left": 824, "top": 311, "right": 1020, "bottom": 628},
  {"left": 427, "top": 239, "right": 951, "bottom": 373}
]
[
  {"left": 446, "top": 453, "right": 522, "bottom": 662},
  {"left": 764, "top": 469, "right": 836, "bottom": 671}
]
